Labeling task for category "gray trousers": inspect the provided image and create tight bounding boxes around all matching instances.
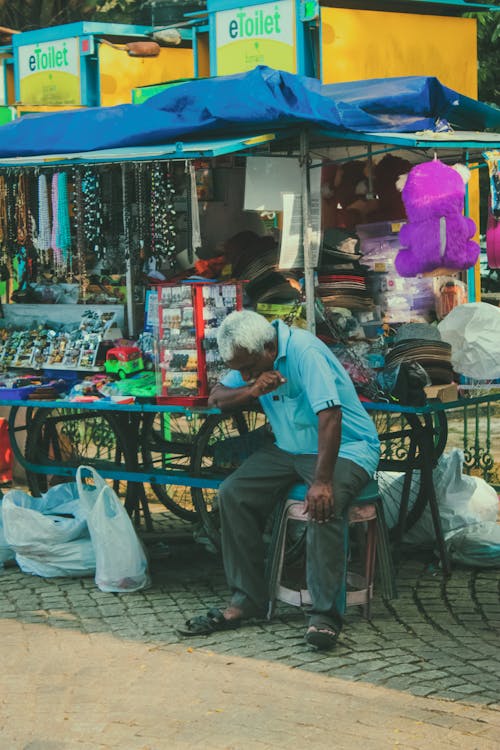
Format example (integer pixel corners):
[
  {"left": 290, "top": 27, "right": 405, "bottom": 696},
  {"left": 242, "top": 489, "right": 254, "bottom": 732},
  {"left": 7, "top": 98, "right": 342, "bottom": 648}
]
[{"left": 218, "top": 441, "right": 370, "bottom": 628}]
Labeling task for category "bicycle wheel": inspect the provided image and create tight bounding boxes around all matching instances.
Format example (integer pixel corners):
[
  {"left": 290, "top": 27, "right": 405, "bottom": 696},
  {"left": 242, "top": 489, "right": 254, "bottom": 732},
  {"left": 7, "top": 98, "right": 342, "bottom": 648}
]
[
  {"left": 140, "top": 410, "right": 208, "bottom": 521},
  {"left": 190, "top": 408, "right": 271, "bottom": 548},
  {"left": 24, "top": 408, "right": 130, "bottom": 498}
]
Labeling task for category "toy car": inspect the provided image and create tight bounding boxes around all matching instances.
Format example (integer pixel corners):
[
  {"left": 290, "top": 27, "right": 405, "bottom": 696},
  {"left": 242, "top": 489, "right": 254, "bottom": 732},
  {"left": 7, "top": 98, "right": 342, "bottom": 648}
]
[{"left": 104, "top": 346, "right": 144, "bottom": 379}]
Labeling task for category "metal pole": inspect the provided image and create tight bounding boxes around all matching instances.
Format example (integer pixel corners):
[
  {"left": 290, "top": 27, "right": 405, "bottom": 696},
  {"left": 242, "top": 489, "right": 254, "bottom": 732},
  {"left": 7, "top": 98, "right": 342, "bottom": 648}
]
[
  {"left": 121, "top": 163, "right": 136, "bottom": 337},
  {"left": 300, "top": 130, "right": 315, "bottom": 333}
]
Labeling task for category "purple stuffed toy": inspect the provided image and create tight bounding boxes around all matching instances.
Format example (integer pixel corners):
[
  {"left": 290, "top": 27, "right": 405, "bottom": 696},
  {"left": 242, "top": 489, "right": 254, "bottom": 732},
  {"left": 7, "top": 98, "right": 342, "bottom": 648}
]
[{"left": 395, "top": 160, "right": 480, "bottom": 277}]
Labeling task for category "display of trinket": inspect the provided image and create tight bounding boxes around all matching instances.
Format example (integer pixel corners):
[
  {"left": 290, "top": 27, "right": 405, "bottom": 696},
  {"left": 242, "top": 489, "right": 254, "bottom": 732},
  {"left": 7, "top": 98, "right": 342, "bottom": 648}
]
[
  {"left": 78, "top": 333, "right": 102, "bottom": 369},
  {"left": 162, "top": 371, "right": 199, "bottom": 395},
  {"left": 0, "top": 309, "right": 118, "bottom": 373},
  {"left": 155, "top": 282, "right": 242, "bottom": 404},
  {"left": 12, "top": 331, "right": 38, "bottom": 368}
]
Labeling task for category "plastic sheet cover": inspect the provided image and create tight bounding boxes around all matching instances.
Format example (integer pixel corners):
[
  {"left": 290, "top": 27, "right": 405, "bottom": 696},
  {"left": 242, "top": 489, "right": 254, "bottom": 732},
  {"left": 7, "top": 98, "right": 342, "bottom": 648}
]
[{"left": 1, "top": 66, "right": 499, "bottom": 158}]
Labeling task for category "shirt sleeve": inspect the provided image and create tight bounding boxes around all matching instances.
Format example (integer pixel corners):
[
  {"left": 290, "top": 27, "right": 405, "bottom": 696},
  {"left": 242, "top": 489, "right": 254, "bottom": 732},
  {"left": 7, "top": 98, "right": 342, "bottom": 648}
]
[
  {"left": 297, "top": 346, "right": 342, "bottom": 414},
  {"left": 220, "top": 369, "right": 245, "bottom": 388}
]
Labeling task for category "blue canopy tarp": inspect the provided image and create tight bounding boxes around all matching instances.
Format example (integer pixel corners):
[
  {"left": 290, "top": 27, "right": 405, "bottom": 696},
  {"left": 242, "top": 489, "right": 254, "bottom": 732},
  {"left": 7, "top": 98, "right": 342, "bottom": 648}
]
[{"left": 0, "top": 66, "right": 499, "bottom": 158}]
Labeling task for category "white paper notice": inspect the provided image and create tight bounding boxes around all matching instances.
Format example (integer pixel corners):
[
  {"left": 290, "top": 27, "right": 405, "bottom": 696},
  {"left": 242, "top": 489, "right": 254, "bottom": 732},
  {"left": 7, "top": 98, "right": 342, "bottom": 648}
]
[
  {"left": 278, "top": 164, "right": 322, "bottom": 270},
  {"left": 279, "top": 193, "right": 302, "bottom": 269}
]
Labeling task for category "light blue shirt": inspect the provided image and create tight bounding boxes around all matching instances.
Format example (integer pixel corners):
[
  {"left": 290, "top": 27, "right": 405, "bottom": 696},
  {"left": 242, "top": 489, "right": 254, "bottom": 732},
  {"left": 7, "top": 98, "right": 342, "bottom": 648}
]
[{"left": 221, "top": 319, "right": 380, "bottom": 476}]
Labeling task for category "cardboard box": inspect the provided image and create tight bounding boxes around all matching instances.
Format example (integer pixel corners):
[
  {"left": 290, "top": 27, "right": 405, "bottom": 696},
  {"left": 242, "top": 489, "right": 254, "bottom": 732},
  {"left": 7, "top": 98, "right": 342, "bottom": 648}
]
[{"left": 424, "top": 383, "right": 458, "bottom": 403}]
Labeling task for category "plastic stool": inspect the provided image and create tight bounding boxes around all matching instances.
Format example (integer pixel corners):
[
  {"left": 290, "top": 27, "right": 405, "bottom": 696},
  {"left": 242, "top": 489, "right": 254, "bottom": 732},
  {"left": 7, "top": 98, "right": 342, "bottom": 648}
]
[{"left": 266, "top": 478, "right": 397, "bottom": 620}]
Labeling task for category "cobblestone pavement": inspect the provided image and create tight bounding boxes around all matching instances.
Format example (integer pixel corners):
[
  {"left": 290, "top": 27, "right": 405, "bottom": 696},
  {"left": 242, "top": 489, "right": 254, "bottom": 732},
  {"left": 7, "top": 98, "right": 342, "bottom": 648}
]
[{"left": 1, "top": 510, "right": 499, "bottom": 710}]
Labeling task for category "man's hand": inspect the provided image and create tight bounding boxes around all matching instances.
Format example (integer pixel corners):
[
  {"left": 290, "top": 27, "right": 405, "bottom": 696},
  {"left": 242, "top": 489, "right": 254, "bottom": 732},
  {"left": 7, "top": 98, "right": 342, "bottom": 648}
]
[
  {"left": 248, "top": 370, "right": 286, "bottom": 398},
  {"left": 304, "top": 480, "right": 335, "bottom": 523}
]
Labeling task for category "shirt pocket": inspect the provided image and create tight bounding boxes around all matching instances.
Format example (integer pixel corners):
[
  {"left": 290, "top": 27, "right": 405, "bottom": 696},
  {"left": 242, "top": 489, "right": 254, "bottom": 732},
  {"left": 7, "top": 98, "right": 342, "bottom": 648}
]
[{"left": 281, "top": 392, "right": 316, "bottom": 430}]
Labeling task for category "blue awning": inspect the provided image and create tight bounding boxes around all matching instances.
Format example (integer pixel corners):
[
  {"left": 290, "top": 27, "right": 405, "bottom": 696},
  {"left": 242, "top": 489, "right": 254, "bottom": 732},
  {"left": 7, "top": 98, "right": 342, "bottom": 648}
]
[{"left": 0, "top": 67, "right": 499, "bottom": 159}]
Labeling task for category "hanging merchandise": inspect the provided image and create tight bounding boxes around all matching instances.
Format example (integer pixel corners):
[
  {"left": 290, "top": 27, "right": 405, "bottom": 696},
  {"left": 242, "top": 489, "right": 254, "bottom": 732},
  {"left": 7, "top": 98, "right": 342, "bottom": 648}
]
[
  {"left": 395, "top": 160, "right": 480, "bottom": 277},
  {"left": 134, "top": 162, "right": 149, "bottom": 262},
  {"left": 121, "top": 163, "right": 131, "bottom": 264},
  {"left": 0, "top": 175, "right": 7, "bottom": 251},
  {"left": 15, "top": 172, "right": 29, "bottom": 247},
  {"left": 37, "top": 173, "right": 51, "bottom": 266},
  {"left": 51, "top": 172, "right": 72, "bottom": 275},
  {"left": 150, "top": 161, "right": 177, "bottom": 270},
  {"left": 81, "top": 167, "right": 104, "bottom": 261},
  {"left": 434, "top": 276, "right": 467, "bottom": 320},
  {"left": 6, "top": 174, "right": 17, "bottom": 256},
  {"left": 72, "top": 167, "right": 89, "bottom": 301},
  {"left": 484, "top": 151, "right": 500, "bottom": 268}
]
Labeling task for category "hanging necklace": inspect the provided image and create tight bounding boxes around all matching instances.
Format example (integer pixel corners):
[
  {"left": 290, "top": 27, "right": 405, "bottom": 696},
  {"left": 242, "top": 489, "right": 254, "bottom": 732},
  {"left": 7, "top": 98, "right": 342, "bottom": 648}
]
[
  {"left": 51, "top": 172, "right": 72, "bottom": 275},
  {"left": 82, "top": 167, "right": 104, "bottom": 260},
  {"left": 150, "top": 161, "right": 177, "bottom": 270},
  {"left": 72, "top": 166, "right": 89, "bottom": 301},
  {"left": 134, "top": 162, "right": 149, "bottom": 262},
  {"left": 0, "top": 176, "right": 7, "bottom": 248},
  {"left": 37, "top": 173, "right": 51, "bottom": 266},
  {"left": 15, "top": 172, "right": 28, "bottom": 246}
]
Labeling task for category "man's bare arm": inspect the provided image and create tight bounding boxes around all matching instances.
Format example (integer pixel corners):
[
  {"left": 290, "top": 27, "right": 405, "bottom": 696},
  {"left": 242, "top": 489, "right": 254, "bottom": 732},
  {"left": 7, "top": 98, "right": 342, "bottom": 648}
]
[
  {"left": 208, "top": 371, "right": 286, "bottom": 410},
  {"left": 304, "top": 406, "right": 342, "bottom": 523}
]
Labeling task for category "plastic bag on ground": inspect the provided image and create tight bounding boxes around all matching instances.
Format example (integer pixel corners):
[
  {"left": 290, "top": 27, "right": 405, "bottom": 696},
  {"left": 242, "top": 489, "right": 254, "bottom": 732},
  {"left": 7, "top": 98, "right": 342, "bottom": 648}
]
[
  {"left": 2, "top": 483, "right": 95, "bottom": 577},
  {"left": 15, "top": 538, "right": 96, "bottom": 578},
  {"left": 378, "top": 448, "right": 499, "bottom": 546},
  {"left": 76, "top": 466, "right": 150, "bottom": 593},
  {"left": 445, "top": 522, "right": 500, "bottom": 567},
  {"left": 2, "top": 483, "right": 88, "bottom": 551},
  {"left": 0, "top": 498, "right": 15, "bottom": 566}
]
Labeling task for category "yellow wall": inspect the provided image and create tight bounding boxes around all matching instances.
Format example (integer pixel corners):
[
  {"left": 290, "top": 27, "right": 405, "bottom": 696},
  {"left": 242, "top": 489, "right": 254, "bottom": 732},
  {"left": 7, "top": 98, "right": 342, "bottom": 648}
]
[
  {"left": 99, "top": 44, "right": 194, "bottom": 106},
  {"left": 321, "top": 8, "right": 477, "bottom": 97},
  {"left": 197, "top": 33, "right": 211, "bottom": 77},
  {"left": 467, "top": 166, "right": 481, "bottom": 300}
]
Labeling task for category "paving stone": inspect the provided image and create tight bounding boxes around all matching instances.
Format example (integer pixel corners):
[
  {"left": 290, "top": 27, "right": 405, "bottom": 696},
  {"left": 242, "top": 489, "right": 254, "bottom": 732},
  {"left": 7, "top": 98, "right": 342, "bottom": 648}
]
[{"left": 2, "top": 531, "right": 500, "bottom": 707}]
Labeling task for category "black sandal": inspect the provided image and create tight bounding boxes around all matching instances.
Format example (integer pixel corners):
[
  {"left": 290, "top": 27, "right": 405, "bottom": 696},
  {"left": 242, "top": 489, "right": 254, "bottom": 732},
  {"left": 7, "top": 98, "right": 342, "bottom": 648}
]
[
  {"left": 177, "top": 607, "right": 242, "bottom": 637},
  {"left": 305, "top": 621, "right": 340, "bottom": 651}
]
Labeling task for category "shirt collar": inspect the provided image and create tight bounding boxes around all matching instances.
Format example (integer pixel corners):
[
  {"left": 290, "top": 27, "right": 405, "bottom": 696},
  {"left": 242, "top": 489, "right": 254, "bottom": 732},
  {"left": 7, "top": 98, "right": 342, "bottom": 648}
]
[{"left": 272, "top": 319, "right": 291, "bottom": 366}]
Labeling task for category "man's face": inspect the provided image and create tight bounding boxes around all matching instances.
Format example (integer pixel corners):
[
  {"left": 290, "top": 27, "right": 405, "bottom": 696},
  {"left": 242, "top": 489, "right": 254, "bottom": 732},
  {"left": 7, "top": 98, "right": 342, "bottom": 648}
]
[{"left": 225, "top": 345, "right": 276, "bottom": 382}]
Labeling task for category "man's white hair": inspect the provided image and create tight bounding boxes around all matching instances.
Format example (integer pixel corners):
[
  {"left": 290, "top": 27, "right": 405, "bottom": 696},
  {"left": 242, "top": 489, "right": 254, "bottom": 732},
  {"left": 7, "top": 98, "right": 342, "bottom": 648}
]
[{"left": 217, "top": 310, "right": 275, "bottom": 362}]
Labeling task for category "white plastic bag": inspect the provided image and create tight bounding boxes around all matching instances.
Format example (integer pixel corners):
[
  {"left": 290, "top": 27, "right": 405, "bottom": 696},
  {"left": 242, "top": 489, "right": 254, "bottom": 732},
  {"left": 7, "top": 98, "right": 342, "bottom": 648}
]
[
  {"left": 2, "top": 483, "right": 95, "bottom": 577},
  {"left": 3, "top": 484, "right": 87, "bottom": 551},
  {"left": 445, "top": 522, "right": 500, "bottom": 567},
  {"left": 0, "top": 499, "right": 15, "bottom": 567},
  {"left": 437, "top": 302, "right": 500, "bottom": 379},
  {"left": 76, "top": 466, "right": 150, "bottom": 593},
  {"left": 15, "top": 538, "right": 96, "bottom": 578},
  {"left": 378, "top": 449, "right": 499, "bottom": 546},
  {"left": 432, "top": 449, "right": 499, "bottom": 529}
]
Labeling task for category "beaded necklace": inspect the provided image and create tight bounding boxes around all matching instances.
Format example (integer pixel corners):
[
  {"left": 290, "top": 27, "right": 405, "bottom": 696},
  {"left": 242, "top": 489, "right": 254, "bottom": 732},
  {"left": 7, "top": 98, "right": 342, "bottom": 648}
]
[
  {"left": 27, "top": 169, "right": 38, "bottom": 250},
  {"left": 15, "top": 173, "right": 28, "bottom": 246},
  {"left": 121, "top": 163, "right": 131, "bottom": 264},
  {"left": 0, "top": 176, "right": 7, "bottom": 248},
  {"left": 6, "top": 173, "right": 17, "bottom": 260},
  {"left": 82, "top": 167, "right": 104, "bottom": 260},
  {"left": 72, "top": 166, "right": 89, "bottom": 301},
  {"left": 37, "top": 173, "right": 51, "bottom": 265},
  {"left": 51, "top": 172, "right": 72, "bottom": 274},
  {"left": 134, "top": 162, "right": 150, "bottom": 262},
  {"left": 150, "top": 161, "right": 177, "bottom": 270}
]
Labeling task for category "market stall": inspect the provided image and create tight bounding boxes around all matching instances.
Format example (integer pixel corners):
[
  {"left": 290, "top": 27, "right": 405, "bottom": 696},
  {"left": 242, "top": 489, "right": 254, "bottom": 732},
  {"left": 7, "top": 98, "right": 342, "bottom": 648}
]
[{"left": 0, "top": 67, "right": 499, "bottom": 563}]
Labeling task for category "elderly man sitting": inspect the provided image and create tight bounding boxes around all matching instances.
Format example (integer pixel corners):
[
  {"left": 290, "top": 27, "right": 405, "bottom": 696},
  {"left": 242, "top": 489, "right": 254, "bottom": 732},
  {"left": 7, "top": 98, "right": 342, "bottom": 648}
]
[{"left": 178, "top": 310, "right": 380, "bottom": 650}]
